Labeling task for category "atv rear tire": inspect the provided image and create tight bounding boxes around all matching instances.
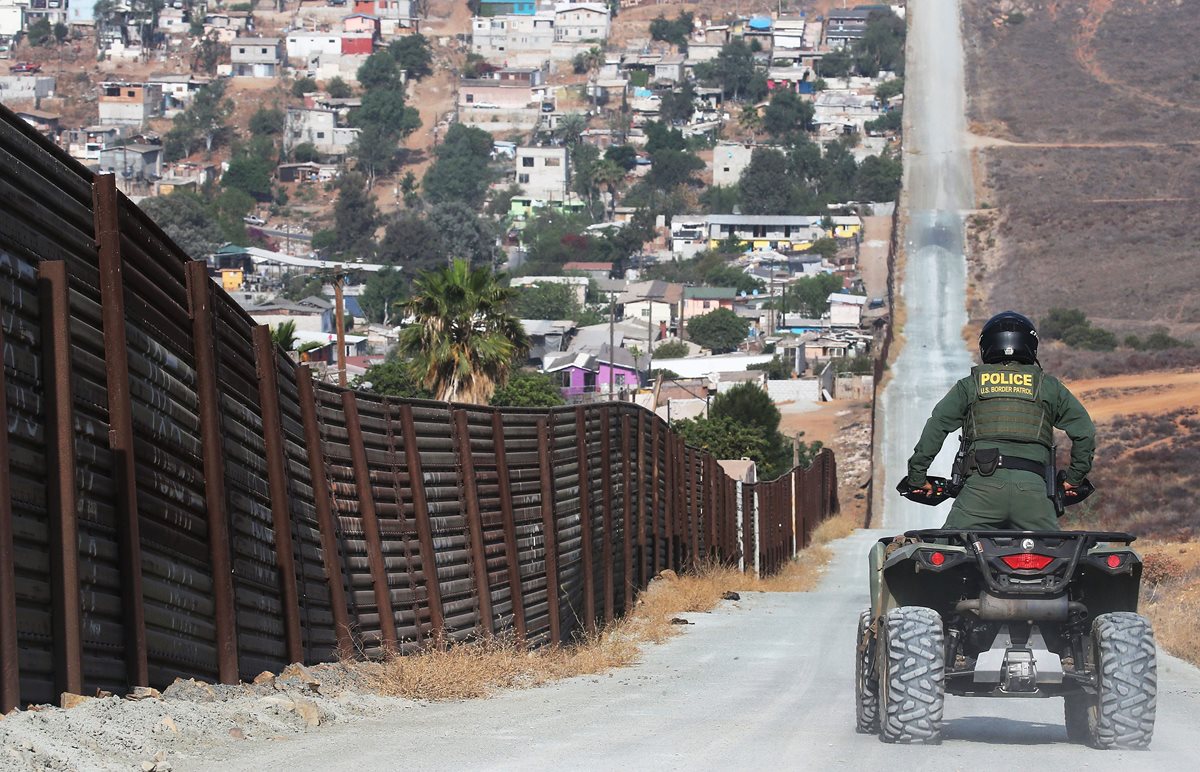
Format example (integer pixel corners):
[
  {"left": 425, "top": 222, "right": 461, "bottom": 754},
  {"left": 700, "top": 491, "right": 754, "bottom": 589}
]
[
  {"left": 855, "top": 609, "right": 879, "bottom": 734},
  {"left": 1088, "top": 612, "right": 1157, "bottom": 749},
  {"left": 879, "top": 606, "right": 944, "bottom": 744}
]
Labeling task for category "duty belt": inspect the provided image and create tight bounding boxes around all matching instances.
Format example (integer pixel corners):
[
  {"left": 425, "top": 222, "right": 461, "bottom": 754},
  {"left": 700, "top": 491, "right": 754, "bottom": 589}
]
[{"left": 968, "top": 452, "right": 1046, "bottom": 480}]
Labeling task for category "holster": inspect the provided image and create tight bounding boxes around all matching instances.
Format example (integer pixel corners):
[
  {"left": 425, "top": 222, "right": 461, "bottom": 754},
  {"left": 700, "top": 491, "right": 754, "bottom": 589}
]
[{"left": 971, "top": 448, "right": 1000, "bottom": 477}]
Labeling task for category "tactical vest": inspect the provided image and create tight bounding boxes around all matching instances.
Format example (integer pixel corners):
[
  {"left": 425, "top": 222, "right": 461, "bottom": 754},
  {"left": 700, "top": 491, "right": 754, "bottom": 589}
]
[{"left": 966, "top": 364, "right": 1054, "bottom": 448}]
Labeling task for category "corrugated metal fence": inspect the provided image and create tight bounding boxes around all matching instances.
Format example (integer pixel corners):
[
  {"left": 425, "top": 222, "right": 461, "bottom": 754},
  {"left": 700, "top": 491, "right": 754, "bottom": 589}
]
[{"left": 0, "top": 104, "right": 839, "bottom": 712}]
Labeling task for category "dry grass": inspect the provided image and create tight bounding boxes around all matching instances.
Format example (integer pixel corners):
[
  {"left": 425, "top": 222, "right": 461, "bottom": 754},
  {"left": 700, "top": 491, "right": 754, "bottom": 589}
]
[
  {"left": 1138, "top": 541, "right": 1200, "bottom": 668},
  {"left": 359, "top": 512, "right": 855, "bottom": 701}
]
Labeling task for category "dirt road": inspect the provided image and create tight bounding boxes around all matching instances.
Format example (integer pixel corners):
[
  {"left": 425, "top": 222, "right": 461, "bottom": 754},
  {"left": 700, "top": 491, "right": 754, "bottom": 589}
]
[
  {"left": 179, "top": 530, "right": 1200, "bottom": 771},
  {"left": 1068, "top": 370, "right": 1200, "bottom": 422}
]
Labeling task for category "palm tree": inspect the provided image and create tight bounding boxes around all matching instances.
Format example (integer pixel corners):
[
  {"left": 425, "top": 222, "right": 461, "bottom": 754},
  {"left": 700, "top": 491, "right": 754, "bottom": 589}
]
[
  {"left": 271, "top": 319, "right": 298, "bottom": 351},
  {"left": 398, "top": 259, "right": 530, "bottom": 404}
]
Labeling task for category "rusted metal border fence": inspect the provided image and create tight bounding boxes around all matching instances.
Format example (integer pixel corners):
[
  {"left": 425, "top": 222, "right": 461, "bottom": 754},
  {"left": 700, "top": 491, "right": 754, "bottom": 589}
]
[{"left": 0, "top": 104, "right": 839, "bottom": 710}]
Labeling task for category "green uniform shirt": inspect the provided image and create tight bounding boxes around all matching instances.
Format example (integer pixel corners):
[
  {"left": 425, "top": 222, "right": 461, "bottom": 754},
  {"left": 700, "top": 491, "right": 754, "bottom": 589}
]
[{"left": 906, "top": 365, "right": 1095, "bottom": 487}]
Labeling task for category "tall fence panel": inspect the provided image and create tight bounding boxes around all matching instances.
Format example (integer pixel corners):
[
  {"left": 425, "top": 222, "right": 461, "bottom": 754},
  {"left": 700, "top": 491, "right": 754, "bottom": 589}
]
[{"left": 0, "top": 104, "right": 840, "bottom": 710}]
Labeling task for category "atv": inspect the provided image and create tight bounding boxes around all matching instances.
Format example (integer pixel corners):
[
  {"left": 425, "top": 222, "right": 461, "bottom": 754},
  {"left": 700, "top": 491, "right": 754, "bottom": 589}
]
[{"left": 856, "top": 523, "right": 1157, "bottom": 748}]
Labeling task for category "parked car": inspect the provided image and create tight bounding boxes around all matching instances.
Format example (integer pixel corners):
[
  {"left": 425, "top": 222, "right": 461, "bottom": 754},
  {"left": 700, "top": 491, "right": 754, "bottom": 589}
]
[
  {"left": 243, "top": 215, "right": 266, "bottom": 226},
  {"left": 9, "top": 62, "right": 41, "bottom": 73}
]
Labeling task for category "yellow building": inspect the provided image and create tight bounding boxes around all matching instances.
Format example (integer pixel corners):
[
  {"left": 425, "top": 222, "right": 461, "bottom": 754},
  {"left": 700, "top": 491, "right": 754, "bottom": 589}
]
[{"left": 220, "top": 268, "right": 244, "bottom": 292}]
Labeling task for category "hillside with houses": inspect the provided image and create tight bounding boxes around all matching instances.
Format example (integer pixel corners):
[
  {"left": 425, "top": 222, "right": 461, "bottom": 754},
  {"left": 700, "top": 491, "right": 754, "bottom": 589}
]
[{"left": 0, "top": 0, "right": 904, "bottom": 461}]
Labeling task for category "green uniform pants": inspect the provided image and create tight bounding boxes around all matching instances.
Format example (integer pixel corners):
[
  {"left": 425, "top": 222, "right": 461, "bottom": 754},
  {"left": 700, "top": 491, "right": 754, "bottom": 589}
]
[{"left": 943, "top": 468, "right": 1058, "bottom": 531}]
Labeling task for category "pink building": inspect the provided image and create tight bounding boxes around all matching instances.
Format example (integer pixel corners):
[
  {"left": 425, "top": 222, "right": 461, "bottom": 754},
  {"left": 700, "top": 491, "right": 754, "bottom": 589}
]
[{"left": 681, "top": 286, "right": 737, "bottom": 321}]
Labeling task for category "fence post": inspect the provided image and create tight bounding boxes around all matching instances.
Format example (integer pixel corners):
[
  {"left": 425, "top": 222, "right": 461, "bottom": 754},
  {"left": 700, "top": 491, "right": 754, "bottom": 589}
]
[
  {"left": 537, "top": 417, "right": 562, "bottom": 645},
  {"left": 399, "top": 403, "right": 445, "bottom": 646},
  {"left": 784, "top": 472, "right": 795, "bottom": 559},
  {"left": 184, "top": 261, "right": 238, "bottom": 683},
  {"left": 253, "top": 325, "right": 304, "bottom": 663},
  {"left": 650, "top": 419, "right": 661, "bottom": 575},
  {"left": 491, "top": 411, "right": 526, "bottom": 641},
  {"left": 0, "top": 320, "right": 19, "bottom": 713},
  {"left": 38, "top": 260, "right": 84, "bottom": 697},
  {"left": 599, "top": 407, "right": 614, "bottom": 625},
  {"left": 296, "top": 368, "right": 352, "bottom": 656},
  {"left": 342, "top": 392, "right": 398, "bottom": 651},
  {"left": 636, "top": 410, "right": 648, "bottom": 587},
  {"left": 92, "top": 173, "right": 148, "bottom": 688},
  {"left": 741, "top": 483, "right": 754, "bottom": 575},
  {"left": 454, "top": 409, "right": 494, "bottom": 637},
  {"left": 620, "top": 412, "right": 633, "bottom": 612},
  {"left": 573, "top": 407, "right": 596, "bottom": 634},
  {"left": 688, "top": 450, "right": 699, "bottom": 567}
]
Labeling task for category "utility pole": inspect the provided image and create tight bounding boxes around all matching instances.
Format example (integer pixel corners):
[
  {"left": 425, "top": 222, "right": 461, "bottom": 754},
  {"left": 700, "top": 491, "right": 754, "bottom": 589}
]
[{"left": 333, "top": 274, "right": 347, "bottom": 388}]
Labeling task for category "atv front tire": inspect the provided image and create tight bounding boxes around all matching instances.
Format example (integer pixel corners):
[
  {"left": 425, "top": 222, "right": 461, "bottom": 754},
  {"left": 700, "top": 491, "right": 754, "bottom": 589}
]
[
  {"left": 855, "top": 609, "right": 879, "bottom": 734},
  {"left": 1089, "top": 612, "right": 1157, "bottom": 749},
  {"left": 879, "top": 606, "right": 944, "bottom": 744}
]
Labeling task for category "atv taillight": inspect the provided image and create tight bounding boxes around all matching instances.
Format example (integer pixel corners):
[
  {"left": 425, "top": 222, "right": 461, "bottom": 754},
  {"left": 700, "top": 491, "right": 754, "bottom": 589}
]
[
  {"left": 1001, "top": 553, "right": 1054, "bottom": 570},
  {"left": 1106, "top": 554, "right": 1123, "bottom": 569},
  {"left": 930, "top": 551, "right": 945, "bottom": 566}
]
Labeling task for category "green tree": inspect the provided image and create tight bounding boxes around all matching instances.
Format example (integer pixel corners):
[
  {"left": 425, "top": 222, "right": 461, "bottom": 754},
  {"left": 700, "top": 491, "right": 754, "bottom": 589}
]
[
  {"left": 654, "top": 340, "right": 689, "bottom": 358},
  {"left": 163, "top": 80, "right": 234, "bottom": 160},
  {"left": 139, "top": 191, "right": 226, "bottom": 260},
  {"left": 738, "top": 148, "right": 796, "bottom": 215},
  {"left": 249, "top": 107, "right": 284, "bottom": 136},
  {"left": 223, "top": 143, "right": 275, "bottom": 200},
  {"left": 292, "top": 77, "right": 319, "bottom": 97},
  {"left": 332, "top": 172, "right": 379, "bottom": 259},
  {"left": 864, "top": 108, "right": 902, "bottom": 134},
  {"left": 350, "top": 122, "right": 403, "bottom": 186},
  {"left": 687, "top": 308, "right": 747, "bottom": 353},
  {"left": 359, "top": 266, "right": 408, "bottom": 324},
  {"left": 818, "top": 48, "right": 853, "bottom": 78},
  {"left": 1040, "top": 308, "right": 1090, "bottom": 340},
  {"left": 357, "top": 358, "right": 433, "bottom": 399},
  {"left": 647, "top": 148, "right": 705, "bottom": 190},
  {"left": 699, "top": 40, "right": 759, "bottom": 100},
  {"left": 357, "top": 51, "right": 403, "bottom": 90},
  {"left": 389, "top": 34, "right": 433, "bottom": 79},
  {"left": 875, "top": 77, "right": 904, "bottom": 101},
  {"left": 423, "top": 124, "right": 494, "bottom": 207},
  {"left": 283, "top": 273, "right": 324, "bottom": 301},
  {"left": 271, "top": 319, "right": 298, "bottom": 350},
  {"left": 700, "top": 184, "right": 740, "bottom": 214},
  {"left": 211, "top": 187, "right": 255, "bottom": 244},
  {"left": 674, "top": 414, "right": 771, "bottom": 467},
  {"left": 605, "top": 144, "right": 638, "bottom": 171},
  {"left": 398, "top": 259, "right": 530, "bottom": 403},
  {"left": 659, "top": 80, "right": 696, "bottom": 124},
  {"left": 855, "top": 152, "right": 902, "bottom": 201},
  {"left": 489, "top": 371, "right": 565, "bottom": 407},
  {"left": 26, "top": 18, "right": 51, "bottom": 45},
  {"left": 762, "top": 88, "right": 815, "bottom": 138},
  {"left": 649, "top": 12, "right": 693, "bottom": 48},
  {"left": 709, "top": 382, "right": 790, "bottom": 475},
  {"left": 855, "top": 10, "right": 906, "bottom": 77},
  {"left": 352, "top": 87, "right": 421, "bottom": 135},
  {"left": 515, "top": 282, "right": 583, "bottom": 320},
  {"left": 785, "top": 273, "right": 844, "bottom": 317},
  {"left": 292, "top": 142, "right": 319, "bottom": 163},
  {"left": 326, "top": 76, "right": 353, "bottom": 98},
  {"left": 428, "top": 202, "right": 497, "bottom": 265},
  {"left": 378, "top": 211, "right": 445, "bottom": 272}
]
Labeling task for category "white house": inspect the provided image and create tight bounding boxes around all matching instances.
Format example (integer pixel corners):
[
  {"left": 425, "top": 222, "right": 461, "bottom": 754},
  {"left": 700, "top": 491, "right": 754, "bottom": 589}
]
[
  {"left": 515, "top": 146, "right": 570, "bottom": 201},
  {"left": 552, "top": 1, "right": 610, "bottom": 42},
  {"left": 231, "top": 37, "right": 283, "bottom": 78},
  {"left": 286, "top": 32, "right": 344, "bottom": 61},
  {"left": 828, "top": 292, "right": 866, "bottom": 327},
  {"left": 285, "top": 107, "right": 360, "bottom": 156}
]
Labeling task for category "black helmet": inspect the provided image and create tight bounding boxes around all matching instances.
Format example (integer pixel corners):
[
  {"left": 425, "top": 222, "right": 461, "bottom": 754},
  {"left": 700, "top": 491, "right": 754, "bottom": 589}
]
[{"left": 979, "top": 311, "right": 1038, "bottom": 364}]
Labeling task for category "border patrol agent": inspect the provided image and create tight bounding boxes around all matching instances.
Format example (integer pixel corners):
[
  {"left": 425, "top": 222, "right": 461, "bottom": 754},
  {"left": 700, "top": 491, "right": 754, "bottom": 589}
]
[{"left": 903, "top": 311, "right": 1096, "bottom": 530}]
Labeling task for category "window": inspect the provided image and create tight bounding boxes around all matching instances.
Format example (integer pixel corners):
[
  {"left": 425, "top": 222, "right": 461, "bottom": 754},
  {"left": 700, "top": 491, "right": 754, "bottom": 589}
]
[
  {"left": 518, "top": 173, "right": 529, "bottom": 184},
  {"left": 316, "top": 131, "right": 325, "bottom": 139},
  {"left": 239, "top": 47, "right": 246, "bottom": 53},
  {"left": 127, "top": 90, "right": 136, "bottom": 97},
  {"left": 466, "top": 93, "right": 474, "bottom": 103},
  {"left": 544, "top": 157, "right": 561, "bottom": 167},
  {"left": 522, "top": 157, "right": 535, "bottom": 167},
  {"left": 703, "top": 301, "right": 711, "bottom": 309}
]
